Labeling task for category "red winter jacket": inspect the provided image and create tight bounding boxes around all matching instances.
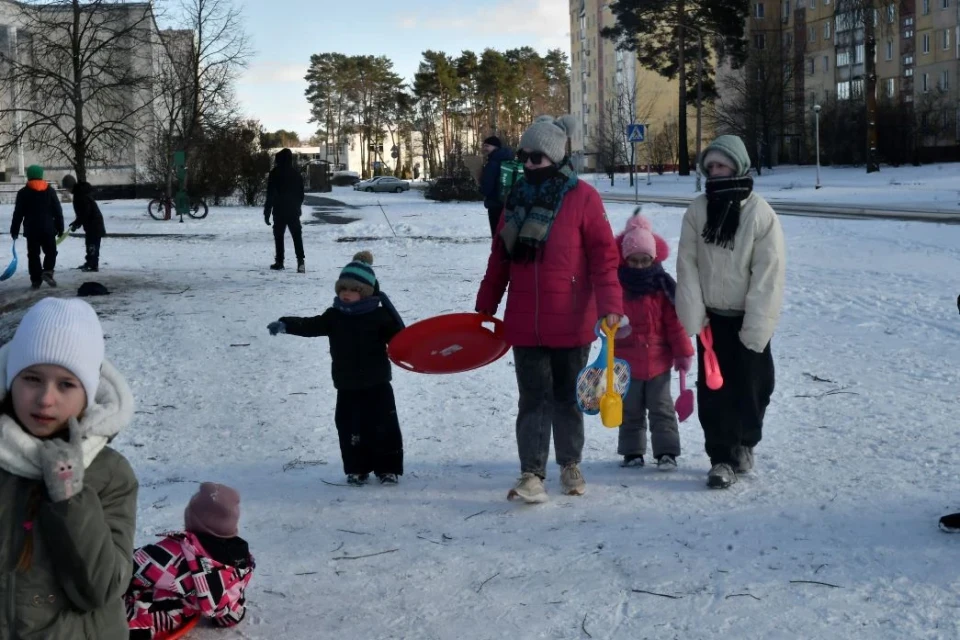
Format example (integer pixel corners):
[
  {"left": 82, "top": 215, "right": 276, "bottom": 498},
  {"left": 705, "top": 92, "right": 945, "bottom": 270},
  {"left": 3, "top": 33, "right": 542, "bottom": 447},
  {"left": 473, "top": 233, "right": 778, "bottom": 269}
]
[
  {"left": 476, "top": 180, "right": 623, "bottom": 348},
  {"left": 614, "top": 231, "right": 694, "bottom": 381}
]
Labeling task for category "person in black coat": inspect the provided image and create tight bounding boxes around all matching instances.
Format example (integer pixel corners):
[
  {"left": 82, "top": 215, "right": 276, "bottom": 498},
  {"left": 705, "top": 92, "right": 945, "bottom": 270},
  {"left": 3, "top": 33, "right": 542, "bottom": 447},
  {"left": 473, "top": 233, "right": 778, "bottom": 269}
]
[
  {"left": 67, "top": 180, "right": 106, "bottom": 272},
  {"left": 267, "top": 251, "right": 406, "bottom": 485},
  {"left": 9, "top": 165, "right": 63, "bottom": 289},
  {"left": 263, "top": 148, "right": 306, "bottom": 272},
  {"left": 479, "top": 136, "right": 515, "bottom": 237}
]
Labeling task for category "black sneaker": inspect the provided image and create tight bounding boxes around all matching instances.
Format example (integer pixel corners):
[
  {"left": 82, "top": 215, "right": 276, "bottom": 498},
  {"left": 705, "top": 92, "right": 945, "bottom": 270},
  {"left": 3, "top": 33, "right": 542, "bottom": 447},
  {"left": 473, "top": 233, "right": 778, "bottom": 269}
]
[
  {"left": 620, "top": 454, "right": 644, "bottom": 468},
  {"left": 940, "top": 512, "right": 960, "bottom": 533},
  {"left": 30, "top": 281, "right": 41, "bottom": 289},
  {"left": 733, "top": 446, "right": 754, "bottom": 474},
  {"left": 297, "top": 262, "right": 305, "bottom": 274},
  {"left": 346, "top": 473, "right": 369, "bottom": 486},
  {"left": 270, "top": 262, "right": 284, "bottom": 271},
  {"left": 41, "top": 270, "right": 57, "bottom": 287},
  {"left": 656, "top": 454, "right": 678, "bottom": 471},
  {"left": 80, "top": 264, "right": 98, "bottom": 272},
  {"left": 377, "top": 473, "right": 398, "bottom": 485}
]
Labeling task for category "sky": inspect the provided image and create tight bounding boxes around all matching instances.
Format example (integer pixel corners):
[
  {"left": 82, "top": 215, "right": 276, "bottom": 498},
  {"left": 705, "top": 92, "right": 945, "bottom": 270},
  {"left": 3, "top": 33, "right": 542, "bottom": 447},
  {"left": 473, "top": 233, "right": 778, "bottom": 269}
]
[{"left": 230, "top": 0, "right": 571, "bottom": 140}]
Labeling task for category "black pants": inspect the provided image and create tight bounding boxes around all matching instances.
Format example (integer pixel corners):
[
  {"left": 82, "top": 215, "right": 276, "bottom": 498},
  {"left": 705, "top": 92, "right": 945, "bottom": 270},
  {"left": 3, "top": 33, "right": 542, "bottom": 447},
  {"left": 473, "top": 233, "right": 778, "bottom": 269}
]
[
  {"left": 26, "top": 234, "right": 57, "bottom": 284},
  {"left": 334, "top": 382, "right": 403, "bottom": 476},
  {"left": 273, "top": 218, "right": 304, "bottom": 263},
  {"left": 486, "top": 204, "right": 503, "bottom": 237},
  {"left": 697, "top": 312, "right": 775, "bottom": 466},
  {"left": 84, "top": 235, "right": 102, "bottom": 268}
]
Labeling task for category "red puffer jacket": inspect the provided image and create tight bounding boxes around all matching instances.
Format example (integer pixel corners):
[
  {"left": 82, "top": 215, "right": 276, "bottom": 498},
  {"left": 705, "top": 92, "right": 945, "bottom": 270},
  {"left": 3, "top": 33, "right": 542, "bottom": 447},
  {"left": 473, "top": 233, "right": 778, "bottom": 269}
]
[
  {"left": 476, "top": 181, "right": 623, "bottom": 348},
  {"left": 614, "top": 231, "right": 694, "bottom": 381}
]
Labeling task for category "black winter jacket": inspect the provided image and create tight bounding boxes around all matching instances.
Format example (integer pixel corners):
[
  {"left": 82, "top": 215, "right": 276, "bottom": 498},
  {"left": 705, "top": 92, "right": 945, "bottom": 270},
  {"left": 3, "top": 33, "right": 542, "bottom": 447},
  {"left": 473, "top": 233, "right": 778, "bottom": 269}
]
[
  {"left": 280, "top": 301, "right": 404, "bottom": 391},
  {"left": 70, "top": 181, "right": 106, "bottom": 237},
  {"left": 264, "top": 150, "right": 304, "bottom": 223},
  {"left": 10, "top": 181, "right": 64, "bottom": 238}
]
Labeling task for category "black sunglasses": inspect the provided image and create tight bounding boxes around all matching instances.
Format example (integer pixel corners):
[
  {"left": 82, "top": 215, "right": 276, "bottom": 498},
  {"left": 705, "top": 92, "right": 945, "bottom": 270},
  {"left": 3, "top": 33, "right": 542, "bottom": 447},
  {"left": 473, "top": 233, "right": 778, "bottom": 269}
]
[{"left": 517, "top": 150, "right": 546, "bottom": 165}]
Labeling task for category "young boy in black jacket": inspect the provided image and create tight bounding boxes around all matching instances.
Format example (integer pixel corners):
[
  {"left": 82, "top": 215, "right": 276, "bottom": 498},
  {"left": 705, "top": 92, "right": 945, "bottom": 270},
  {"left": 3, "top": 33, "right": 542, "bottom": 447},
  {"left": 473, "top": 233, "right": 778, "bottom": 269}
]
[
  {"left": 268, "top": 251, "right": 406, "bottom": 485},
  {"left": 68, "top": 180, "right": 106, "bottom": 272},
  {"left": 9, "top": 165, "right": 63, "bottom": 288}
]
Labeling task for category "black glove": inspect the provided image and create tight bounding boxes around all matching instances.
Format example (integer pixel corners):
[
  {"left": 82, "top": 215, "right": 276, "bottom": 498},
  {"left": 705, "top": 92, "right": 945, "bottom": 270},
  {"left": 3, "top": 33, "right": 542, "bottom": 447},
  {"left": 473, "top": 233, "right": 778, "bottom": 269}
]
[
  {"left": 267, "top": 321, "right": 286, "bottom": 335},
  {"left": 10, "top": 232, "right": 17, "bottom": 240},
  {"left": 69, "top": 222, "right": 80, "bottom": 232},
  {"left": 264, "top": 214, "right": 271, "bottom": 226}
]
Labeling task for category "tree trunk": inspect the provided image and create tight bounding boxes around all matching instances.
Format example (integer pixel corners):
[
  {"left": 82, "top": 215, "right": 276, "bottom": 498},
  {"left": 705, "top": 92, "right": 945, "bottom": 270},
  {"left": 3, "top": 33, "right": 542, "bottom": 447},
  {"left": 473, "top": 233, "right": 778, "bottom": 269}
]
[
  {"left": 676, "top": 3, "right": 690, "bottom": 176},
  {"left": 864, "top": 1, "right": 879, "bottom": 172},
  {"left": 72, "top": 0, "right": 86, "bottom": 182}
]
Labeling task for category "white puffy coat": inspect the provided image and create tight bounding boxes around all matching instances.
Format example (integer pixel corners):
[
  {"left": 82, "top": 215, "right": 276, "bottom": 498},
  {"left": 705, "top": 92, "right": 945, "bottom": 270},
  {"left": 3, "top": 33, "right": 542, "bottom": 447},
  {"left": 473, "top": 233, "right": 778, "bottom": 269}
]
[{"left": 675, "top": 191, "right": 786, "bottom": 352}]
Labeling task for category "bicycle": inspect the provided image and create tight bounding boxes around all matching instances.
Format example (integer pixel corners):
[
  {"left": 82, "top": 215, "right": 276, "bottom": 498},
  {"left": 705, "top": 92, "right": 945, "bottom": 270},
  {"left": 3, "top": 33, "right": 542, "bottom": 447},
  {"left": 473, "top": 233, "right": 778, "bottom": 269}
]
[{"left": 147, "top": 194, "right": 209, "bottom": 220}]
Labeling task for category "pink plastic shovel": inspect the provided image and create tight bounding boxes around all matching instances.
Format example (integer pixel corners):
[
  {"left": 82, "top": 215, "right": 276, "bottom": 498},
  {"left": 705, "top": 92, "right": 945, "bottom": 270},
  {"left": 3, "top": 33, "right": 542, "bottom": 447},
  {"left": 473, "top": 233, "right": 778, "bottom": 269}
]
[
  {"left": 700, "top": 326, "right": 724, "bottom": 390},
  {"left": 675, "top": 370, "right": 694, "bottom": 422}
]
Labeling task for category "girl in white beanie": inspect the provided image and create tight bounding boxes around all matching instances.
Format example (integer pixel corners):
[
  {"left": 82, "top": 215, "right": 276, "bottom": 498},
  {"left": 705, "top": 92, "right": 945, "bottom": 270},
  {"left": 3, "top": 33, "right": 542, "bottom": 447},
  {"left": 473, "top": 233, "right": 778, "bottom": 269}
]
[{"left": 0, "top": 296, "right": 138, "bottom": 639}]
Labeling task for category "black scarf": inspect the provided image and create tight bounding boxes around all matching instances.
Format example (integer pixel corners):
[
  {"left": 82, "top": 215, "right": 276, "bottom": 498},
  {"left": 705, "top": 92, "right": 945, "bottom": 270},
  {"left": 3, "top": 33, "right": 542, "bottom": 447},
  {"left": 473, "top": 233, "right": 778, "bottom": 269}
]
[
  {"left": 703, "top": 176, "right": 753, "bottom": 249},
  {"left": 618, "top": 263, "right": 677, "bottom": 304}
]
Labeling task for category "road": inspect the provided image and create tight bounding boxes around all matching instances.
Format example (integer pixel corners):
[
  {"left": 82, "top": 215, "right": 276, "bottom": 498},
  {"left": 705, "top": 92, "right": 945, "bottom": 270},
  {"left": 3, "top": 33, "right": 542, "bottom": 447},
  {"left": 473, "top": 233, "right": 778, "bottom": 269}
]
[{"left": 601, "top": 192, "right": 960, "bottom": 223}]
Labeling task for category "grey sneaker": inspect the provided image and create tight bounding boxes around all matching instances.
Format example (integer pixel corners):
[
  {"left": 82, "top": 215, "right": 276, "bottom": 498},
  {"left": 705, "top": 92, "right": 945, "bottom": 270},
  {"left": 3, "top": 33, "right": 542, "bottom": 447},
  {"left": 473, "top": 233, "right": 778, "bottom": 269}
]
[
  {"left": 346, "top": 473, "right": 369, "bottom": 486},
  {"left": 707, "top": 463, "right": 737, "bottom": 489},
  {"left": 508, "top": 472, "right": 548, "bottom": 503},
  {"left": 620, "top": 454, "right": 645, "bottom": 468},
  {"left": 560, "top": 463, "right": 586, "bottom": 496},
  {"left": 297, "top": 262, "right": 305, "bottom": 274},
  {"left": 656, "top": 454, "right": 678, "bottom": 471},
  {"left": 734, "top": 446, "right": 754, "bottom": 474}
]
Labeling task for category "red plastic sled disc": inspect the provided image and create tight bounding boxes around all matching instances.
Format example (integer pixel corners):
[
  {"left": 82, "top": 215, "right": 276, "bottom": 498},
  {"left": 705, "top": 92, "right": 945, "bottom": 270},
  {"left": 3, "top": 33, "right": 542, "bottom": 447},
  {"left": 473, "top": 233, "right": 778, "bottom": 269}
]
[
  {"left": 388, "top": 312, "right": 509, "bottom": 374},
  {"left": 155, "top": 617, "right": 199, "bottom": 640}
]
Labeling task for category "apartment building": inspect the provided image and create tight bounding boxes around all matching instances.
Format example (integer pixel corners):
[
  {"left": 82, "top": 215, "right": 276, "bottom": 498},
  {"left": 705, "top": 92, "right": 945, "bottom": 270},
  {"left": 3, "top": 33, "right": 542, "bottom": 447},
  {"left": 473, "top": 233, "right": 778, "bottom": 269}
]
[
  {"left": 0, "top": 0, "right": 172, "bottom": 184},
  {"left": 569, "top": 0, "right": 687, "bottom": 171},
  {"left": 735, "top": 0, "right": 959, "bottom": 164}
]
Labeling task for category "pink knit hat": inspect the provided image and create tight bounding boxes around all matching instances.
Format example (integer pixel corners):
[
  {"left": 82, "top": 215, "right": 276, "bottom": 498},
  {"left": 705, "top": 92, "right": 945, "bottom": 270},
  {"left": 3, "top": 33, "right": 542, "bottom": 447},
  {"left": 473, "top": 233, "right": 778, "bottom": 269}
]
[
  {"left": 184, "top": 482, "right": 241, "bottom": 538},
  {"left": 621, "top": 213, "right": 658, "bottom": 260}
]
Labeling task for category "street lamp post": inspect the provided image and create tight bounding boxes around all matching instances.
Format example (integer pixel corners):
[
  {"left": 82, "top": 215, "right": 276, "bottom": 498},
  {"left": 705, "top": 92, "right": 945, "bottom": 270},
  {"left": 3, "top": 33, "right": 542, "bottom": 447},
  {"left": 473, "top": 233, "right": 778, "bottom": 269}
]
[
  {"left": 813, "top": 104, "right": 821, "bottom": 190},
  {"left": 694, "top": 31, "right": 704, "bottom": 193}
]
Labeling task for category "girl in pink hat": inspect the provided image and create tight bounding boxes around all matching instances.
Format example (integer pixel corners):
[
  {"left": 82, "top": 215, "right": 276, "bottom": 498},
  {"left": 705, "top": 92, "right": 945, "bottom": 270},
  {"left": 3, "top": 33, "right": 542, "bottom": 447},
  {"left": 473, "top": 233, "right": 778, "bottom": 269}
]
[{"left": 614, "top": 210, "right": 694, "bottom": 470}]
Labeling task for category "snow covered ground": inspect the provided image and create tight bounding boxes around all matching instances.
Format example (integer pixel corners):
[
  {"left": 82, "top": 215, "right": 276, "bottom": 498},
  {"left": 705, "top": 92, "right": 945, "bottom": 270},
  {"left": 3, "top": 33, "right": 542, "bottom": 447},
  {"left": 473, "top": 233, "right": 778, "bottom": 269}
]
[
  {"left": 2, "top": 186, "right": 960, "bottom": 639},
  {"left": 590, "top": 162, "right": 960, "bottom": 211}
]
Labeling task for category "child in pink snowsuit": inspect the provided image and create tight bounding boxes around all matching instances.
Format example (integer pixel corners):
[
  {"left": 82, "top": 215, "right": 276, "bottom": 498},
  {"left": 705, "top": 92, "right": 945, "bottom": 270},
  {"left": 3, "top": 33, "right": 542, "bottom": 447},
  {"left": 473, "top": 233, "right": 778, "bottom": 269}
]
[
  {"left": 614, "top": 211, "right": 694, "bottom": 470},
  {"left": 125, "top": 483, "right": 255, "bottom": 639}
]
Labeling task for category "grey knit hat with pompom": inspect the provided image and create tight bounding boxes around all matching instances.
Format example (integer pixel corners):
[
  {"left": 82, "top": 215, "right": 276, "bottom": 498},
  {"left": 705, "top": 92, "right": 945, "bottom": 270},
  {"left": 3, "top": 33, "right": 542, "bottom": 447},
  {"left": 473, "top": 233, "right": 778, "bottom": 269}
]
[{"left": 519, "top": 115, "right": 579, "bottom": 164}]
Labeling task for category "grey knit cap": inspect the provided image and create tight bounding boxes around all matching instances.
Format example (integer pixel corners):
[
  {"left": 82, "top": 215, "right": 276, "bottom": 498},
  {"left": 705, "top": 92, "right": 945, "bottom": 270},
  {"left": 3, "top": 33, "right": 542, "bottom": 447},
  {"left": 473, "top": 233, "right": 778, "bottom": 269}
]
[
  {"left": 519, "top": 115, "right": 578, "bottom": 164},
  {"left": 699, "top": 134, "right": 751, "bottom": 177}
]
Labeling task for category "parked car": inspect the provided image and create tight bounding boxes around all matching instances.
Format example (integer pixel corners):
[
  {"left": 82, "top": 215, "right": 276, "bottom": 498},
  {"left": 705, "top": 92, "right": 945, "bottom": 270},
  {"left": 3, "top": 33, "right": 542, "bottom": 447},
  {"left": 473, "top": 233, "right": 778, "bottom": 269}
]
[
  {"left": 423, "top": 177, "right": 483, "bottom": 202},
  {"left": 331, "top": 171, "right": 361, "bottom": 186},
  {"left": 353, "top": 176, "right": 410, "bottom": 193}
]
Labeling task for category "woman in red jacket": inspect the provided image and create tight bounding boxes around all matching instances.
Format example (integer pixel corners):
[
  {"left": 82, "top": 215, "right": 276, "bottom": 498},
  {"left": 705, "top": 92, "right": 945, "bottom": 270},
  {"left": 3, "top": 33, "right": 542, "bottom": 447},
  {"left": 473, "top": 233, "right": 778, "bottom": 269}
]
[
  {"left": 476, "top": 115, "right": 623, "bottom": 504},
  {"left": 613, "top": 211, "right": 694, "bottom": 471}
]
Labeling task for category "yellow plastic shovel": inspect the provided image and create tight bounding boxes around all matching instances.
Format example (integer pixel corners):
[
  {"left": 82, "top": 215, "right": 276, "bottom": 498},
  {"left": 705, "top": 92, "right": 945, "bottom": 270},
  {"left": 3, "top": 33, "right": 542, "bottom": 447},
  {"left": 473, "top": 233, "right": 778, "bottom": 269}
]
[{"left": 599, "top": 320, "right": 623, "bottom": 428}]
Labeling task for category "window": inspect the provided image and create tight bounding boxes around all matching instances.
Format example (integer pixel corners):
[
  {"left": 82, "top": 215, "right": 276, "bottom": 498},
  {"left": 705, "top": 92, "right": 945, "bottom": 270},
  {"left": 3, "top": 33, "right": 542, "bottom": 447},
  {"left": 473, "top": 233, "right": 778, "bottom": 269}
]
[
  {"left": 837, "top": 49, "right": 850, "bottom": 66},
  {"left": 904, "top": 54, "right": 914, "bottom": 65},
  {"left": 824, "top": 22, "right": 831, "bottom": 38},
  {"left": 823, "top": 55, "right": 830, "bottom": 71},
  {"left": 756, "top": 3, "right": 765, "bottom": 17},
  {"left": 809, "top": 27, "right": 817, "bottom": 43},
  {"left": 886, "top": 40, "right": 893, "bottom": 59},
  {"left": 885, "top": 78, "right": 896, "bottom": 97},
  {"left": 754, "top": 33, "right": 766, "bottom": 49},
  {"left": 887, "top": 3, "right": 896, "bottom": 22},
  {"left": 904, "top": 17, "right": 914, "bottom": 26},
  {"left": 943, "top": 0, "right": 949, "bottom": 8},
  {"left": 905, "top": 29, "right": 913, "bottom": 39},
  {"left": 855, "top": 44, "right": 864, "bottom": 63},
  {"left": 941, "top": 70, "right": 949, "bottom": 89},
  {"left": 923, "top": 33, "right": 931, "bottom": 53},
  {"left": 836, "top": 81, "right": 850, "bottom": 99},
  {"left": 811, "top": 0, "right": 816, "bottom": 6},
  {"left": 785, "top": 32, "right": 793, "bottom": 47},
  {"left": 923, "top": 72, "right": 929, "bottom": 92},
  {"left": 808, "top": 57, "right": 815, "bottom": 74},
  {"left": 905, "top": 67, "right": 914, "bottom": 76},
  {"left": 784, "top": 1, "right": 791, "bottom": 16},
  {"left": 943, "top": 29, "right": 950, "bottom": 49},
  {"left": 923, "top": 0, "right": 930, "bottom": 14}
]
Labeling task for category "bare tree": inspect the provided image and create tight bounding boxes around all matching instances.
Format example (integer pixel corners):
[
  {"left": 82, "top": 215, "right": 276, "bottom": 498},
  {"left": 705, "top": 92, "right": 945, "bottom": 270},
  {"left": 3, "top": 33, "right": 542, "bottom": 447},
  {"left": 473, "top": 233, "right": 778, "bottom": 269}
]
[
  {"left": 0, "top": 0, "right": 161, "bottom": 181},
  {"left": 590, "top": 67, "right": 658, "bottom": 185},
  {"left": 649, "top": 119, "right": 679, "bottom": 173}
]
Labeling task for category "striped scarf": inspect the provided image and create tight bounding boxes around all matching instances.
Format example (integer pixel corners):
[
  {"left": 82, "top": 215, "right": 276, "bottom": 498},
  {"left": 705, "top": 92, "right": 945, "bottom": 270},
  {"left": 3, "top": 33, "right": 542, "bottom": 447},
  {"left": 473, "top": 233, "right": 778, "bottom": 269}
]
[
  {"left": 703, "top": 176, "right": 753, "bottom": 249},
  {"left": 500, "top": 161, "right": 578, "bottom": 261}
]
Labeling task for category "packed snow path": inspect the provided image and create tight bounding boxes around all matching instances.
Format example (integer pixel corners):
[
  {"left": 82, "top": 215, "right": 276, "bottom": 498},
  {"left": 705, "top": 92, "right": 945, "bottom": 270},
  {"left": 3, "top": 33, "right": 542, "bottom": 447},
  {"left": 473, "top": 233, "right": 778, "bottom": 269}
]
[{"left": 1, "top": 188, "right": 959, "bottom": 639}]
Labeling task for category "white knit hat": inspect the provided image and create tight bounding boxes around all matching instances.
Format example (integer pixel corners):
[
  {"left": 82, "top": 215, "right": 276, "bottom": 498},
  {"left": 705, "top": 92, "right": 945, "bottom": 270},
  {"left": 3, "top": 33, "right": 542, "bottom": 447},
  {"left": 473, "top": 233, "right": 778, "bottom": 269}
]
[{"left": 5, "top": 298, "right": 105, "bottom": 408}]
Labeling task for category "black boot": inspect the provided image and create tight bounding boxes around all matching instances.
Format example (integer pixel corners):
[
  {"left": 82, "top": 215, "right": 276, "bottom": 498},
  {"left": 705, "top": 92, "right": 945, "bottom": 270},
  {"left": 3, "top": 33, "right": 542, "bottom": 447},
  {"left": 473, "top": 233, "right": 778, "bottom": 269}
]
[{"left": 270, "top": 262, "right": 284, "bottom": 270}]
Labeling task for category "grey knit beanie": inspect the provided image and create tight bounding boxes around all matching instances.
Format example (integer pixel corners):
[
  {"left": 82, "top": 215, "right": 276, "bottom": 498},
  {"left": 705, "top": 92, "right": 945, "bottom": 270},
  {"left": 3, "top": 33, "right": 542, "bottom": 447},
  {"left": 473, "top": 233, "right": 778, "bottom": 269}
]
[
  {"left": 519, "top": 115, "right": 578, "bottom": 164},
  {"left": 699, "top": 134, "right": 751, "bottom": 177}
]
